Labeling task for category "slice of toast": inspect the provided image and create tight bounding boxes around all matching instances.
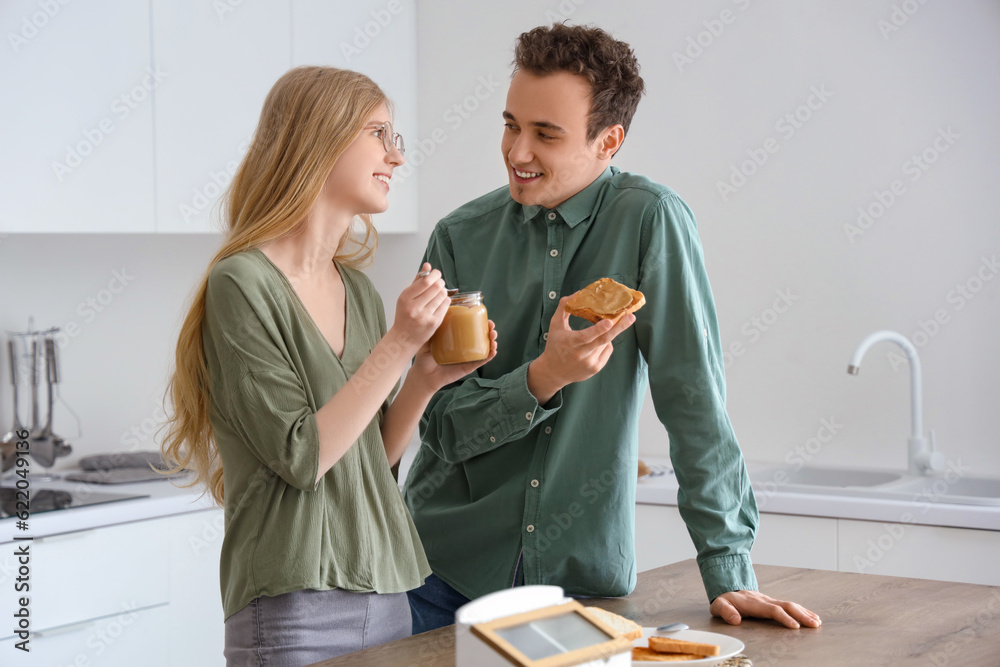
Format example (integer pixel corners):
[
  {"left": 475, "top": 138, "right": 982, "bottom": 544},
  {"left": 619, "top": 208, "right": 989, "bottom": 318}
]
[
  {"left": 565, "top": 277, "right": 645, "bottom": 324},
  {"left": 632, "top": 647, "right": 705, "bottom": 661},
  {"left": 581, "top": 607, "right": 643, "bottom": 641},
  {"left": 648, "top": 636, "right": 721, "bottom": 657}
]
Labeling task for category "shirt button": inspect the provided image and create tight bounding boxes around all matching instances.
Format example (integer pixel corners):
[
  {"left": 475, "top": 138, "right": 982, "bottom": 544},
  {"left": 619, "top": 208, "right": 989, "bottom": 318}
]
[
  {"left": 548, "top": 291, "right": 557, "bottom": 300},
  {"left": 544, "top": 426, "right": 552, "bottom": 435},
  {"left": 489, "top": 436, "right": 496, "bottom": 443},
  {"left": 542, "top": 333, "right": 548, "bottom": 341},
  {"left": 549, "top": 249, "right": 558, "bottom": 257},
  {"left": 525, "top": 412, "right": 532, "bottom": 421},
  {"left": 547, "top": 212, "right": 557, "bottom": 221},
  {"left": 526, "top": 525, "right": 535, "bottom": 533},
  {"left": 531, "top": 479, "right": 539, "bottom": 488}
]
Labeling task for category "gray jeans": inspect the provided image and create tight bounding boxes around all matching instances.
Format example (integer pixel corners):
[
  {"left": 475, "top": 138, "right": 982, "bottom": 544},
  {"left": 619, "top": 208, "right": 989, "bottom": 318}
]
[{"left": 224, "top": 588, "right": 411, "bottom": 666}]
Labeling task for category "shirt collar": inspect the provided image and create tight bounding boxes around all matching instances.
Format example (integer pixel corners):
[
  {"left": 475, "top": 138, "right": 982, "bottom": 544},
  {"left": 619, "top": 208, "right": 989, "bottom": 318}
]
[{"left": 520, "top": 166, "right": 617, "bottom": 227}]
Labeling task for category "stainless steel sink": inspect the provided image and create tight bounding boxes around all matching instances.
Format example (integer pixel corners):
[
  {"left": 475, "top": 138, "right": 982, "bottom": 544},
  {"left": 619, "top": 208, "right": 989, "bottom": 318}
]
[
  {"left": 876, "top": 476, "right": 1000, "bottom": 507},
  {"left": 749, "top": 464, "right": 905, "bottom": 490},
  {"left": 748, "top": 463, "right": 1000, "bottom": 506},
  {"left": 778, "top": 467, "right": 903, "bottom": 488}
]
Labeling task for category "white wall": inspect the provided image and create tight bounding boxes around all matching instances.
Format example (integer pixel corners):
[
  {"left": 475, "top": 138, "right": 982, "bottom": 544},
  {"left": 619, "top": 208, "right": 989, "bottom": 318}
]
[{"left": 1, "top": 0, "right": 998, "bottom": 478}]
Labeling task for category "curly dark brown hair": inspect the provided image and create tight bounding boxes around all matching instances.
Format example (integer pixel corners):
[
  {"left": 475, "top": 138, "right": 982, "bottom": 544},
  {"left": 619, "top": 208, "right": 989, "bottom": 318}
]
[{"left": 513, "top": 23, "right": 645, "bottom": 143}]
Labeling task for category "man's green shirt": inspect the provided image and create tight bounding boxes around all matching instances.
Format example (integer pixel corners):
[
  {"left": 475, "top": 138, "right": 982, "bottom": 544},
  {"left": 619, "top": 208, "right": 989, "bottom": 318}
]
[{"left": 402, "top": 167, "right": 758, "bottom": 602}]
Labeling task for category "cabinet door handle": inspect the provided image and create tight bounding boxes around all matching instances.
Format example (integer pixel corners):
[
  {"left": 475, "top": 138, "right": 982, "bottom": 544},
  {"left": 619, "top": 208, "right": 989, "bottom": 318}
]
[
  {"left": 34, "top": 620, "right": 96, "bottom": 638},
  {"left": 36, "top": 529, "right": 98, "bottom": 543}
]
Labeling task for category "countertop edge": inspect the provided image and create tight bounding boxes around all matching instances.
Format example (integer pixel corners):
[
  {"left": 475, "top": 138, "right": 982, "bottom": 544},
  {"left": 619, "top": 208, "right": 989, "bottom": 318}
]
[{"left": 0, "top": 476, "right": 219, "bottom": 543}]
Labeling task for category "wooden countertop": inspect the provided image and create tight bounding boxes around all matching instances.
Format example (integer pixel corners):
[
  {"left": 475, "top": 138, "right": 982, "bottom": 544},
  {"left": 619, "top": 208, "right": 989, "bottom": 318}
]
[{"left": 313, "top": 559, "right": 1000, "bottom": 666}]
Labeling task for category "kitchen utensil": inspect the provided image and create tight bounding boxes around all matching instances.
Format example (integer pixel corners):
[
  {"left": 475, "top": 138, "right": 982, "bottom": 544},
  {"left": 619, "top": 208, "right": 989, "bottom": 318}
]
[
  {"left": 40, "top": 337, "right": 56, "bottom": 439},
  {"left": 1, "top": 339, "right": 25, "bottom": 472},
  {"left": 30, "top": 336, "right": 71, "bottom": 468},
  {"left": 29, "top": 338, "right": 40, "bottom": 439},
  {"left": 654, "top": 622, "right": 689, "bottom": 633},
  {"left": 415, "top": 269, "right": 458, "bottom": 296}
]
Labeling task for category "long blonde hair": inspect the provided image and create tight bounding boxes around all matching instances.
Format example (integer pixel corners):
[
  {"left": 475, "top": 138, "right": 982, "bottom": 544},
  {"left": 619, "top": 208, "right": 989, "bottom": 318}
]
[{"left": 159, "top": 67, "right": 388, "bottom": 504}]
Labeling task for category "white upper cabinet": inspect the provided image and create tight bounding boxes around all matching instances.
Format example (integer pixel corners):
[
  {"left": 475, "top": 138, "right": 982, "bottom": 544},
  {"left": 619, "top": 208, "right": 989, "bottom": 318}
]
[
  {"left": 151, "top": 0, "right": 291, "bottom": 233},
  {"left": 291, "top": 0, "right": 419, "bottom": 233},
  {"left": 0, "top": 0, "right": 419, "bottom": 234},
  {"left": 0, "top": 0, "right": 156, "bottom": 232}
]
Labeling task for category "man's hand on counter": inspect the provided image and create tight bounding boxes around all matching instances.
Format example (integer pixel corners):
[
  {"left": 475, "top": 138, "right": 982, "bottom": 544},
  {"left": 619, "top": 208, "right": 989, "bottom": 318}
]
[{"left": 710, "top": 590, "right": 822, "bottom": 629}]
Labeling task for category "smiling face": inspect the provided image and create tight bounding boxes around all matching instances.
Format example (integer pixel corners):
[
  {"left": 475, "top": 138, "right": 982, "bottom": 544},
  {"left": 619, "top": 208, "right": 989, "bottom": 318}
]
[
  {"left": 322, "top": 103, "right": 404, "bottom": 217},
  {"left": 501, "top": 70, "right": 620, "bottom": 209}
]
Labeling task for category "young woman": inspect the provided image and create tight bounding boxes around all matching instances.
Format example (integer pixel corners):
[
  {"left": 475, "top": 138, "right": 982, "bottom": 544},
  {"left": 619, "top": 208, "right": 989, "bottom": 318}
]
[{"left": 160, "top": 66, "right": 496, "bottom": 666}]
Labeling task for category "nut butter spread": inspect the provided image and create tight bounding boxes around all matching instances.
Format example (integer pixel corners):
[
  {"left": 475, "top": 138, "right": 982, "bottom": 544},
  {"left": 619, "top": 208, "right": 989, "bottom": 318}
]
[
  {"left": 430, "top": 291, "right": 489, "bottom": 365},
  {"left": 585, "top": 280, "right": 633, "bottom": 314}
]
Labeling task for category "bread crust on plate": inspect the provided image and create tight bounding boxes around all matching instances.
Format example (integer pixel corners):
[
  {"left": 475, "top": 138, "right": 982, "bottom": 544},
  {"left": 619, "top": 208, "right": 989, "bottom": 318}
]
[
  {"left": 632, "top": 647, "right": 704, "bottom": 661},
  {"left": 581, "top": 607, "right": 643, "bottom": 641},
  {"left": 648, "top": 636, "right": 721, "bottom": 657},
  {"left": 565, "top": 277, "right": 645, "bottom": 324}
]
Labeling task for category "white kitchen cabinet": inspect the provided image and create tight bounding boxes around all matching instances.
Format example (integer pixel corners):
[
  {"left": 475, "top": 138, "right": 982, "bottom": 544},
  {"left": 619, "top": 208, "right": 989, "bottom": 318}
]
[
  {"left": 0, "top": 0, "right": 156, "bottom": 232},
  {"left": 635, "top": 505, "right": 839, "bottom": 575},
  {"left": 1, "top": 1, "right": 419, "bottom": 234},
  {"left": 0, "top": 603, "right": 170, "bottom": 667},
  {"left": 837, "top": 518, "right": 1000, "bottom": 586},
  {"left": 0, "top": 519, "right": 170, "bottom": 639},
  {"left": 750, "top": 513, "right": 838, "bottom": 571},
  {"left": 0, "top": 507, "right": 224, "bottom": 666},
  {"left": 166, "top": 509, "right": 226, "bottom": 666},
  {"left": 151, "top": 0, "right": 292, "bottom": 233},
  {"left": 637, "top": 503, "right": 1000, "bottom": 586},
  {"left": 292, "top": 0, "right": 419, "bottom": 233},
  {"left": 634, "top": 504, "right": 697, "bottom": 573}
]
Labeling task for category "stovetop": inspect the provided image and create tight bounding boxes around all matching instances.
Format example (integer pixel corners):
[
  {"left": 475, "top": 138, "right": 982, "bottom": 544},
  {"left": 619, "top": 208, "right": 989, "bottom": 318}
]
[{"left": 0, "top": 487, "right": 149, "bottom": 519}]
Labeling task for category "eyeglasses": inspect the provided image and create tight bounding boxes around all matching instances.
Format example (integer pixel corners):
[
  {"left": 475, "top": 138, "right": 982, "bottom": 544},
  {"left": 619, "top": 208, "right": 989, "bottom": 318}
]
[{"left": 374, "top": 122, "right": 405, "bottom": 156}]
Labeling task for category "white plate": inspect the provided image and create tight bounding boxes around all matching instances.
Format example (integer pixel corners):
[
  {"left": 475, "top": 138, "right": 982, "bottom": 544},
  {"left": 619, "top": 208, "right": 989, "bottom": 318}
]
[{"left": 631, "top": 627, "right": 744, "bottom": 665}]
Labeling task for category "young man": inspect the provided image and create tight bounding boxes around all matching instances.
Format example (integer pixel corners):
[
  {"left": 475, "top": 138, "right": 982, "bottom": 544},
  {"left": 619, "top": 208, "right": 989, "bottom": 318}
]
[{"left": 403, "top": 24, "right": 820, "bottom": 634}]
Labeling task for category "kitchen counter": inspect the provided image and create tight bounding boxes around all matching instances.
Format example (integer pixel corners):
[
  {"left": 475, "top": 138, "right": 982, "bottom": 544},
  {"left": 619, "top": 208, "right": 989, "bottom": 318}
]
[
  {"left": 0, "top": 472, "right": 215, "bottom": 543},
  {"left": 311, "top": 559, "right": 1000, "bottom": 666},
  {"left": 637, "top": 457, "right": 1000, "bottom": 531}
]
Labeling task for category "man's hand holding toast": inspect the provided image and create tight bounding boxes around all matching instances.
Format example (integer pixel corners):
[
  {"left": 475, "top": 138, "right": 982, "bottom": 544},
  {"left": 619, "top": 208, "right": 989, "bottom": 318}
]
[{"left": 527, "top": 278, "right": 642, "bottom": 405}]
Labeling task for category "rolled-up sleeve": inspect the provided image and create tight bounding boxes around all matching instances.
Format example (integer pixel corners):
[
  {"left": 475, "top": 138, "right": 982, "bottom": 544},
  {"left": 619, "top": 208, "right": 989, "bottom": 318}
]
[{"left": 636, "top": 194, "right": 759, "bottom": 601}]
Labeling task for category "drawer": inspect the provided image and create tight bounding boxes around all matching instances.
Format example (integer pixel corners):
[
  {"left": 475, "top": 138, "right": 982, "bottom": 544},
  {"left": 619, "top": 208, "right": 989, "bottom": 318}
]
[
  {"left": 750, "top": 513, "right": 838, "bottom": 570},
  {"left": 0, "top": 519, "right": 170, "bottom": 638},
  {"left": 0, "top": 602, "right": 170, "bottom": 667},
  {"left": 837, "top": 519, "right": 1000, "bottom": 585}
]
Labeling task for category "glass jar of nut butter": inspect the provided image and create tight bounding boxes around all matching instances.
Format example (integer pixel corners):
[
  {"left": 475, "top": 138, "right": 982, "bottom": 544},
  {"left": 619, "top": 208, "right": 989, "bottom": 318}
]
[{"left": 431, "top": 291, "right": 489, "bottom": 365}]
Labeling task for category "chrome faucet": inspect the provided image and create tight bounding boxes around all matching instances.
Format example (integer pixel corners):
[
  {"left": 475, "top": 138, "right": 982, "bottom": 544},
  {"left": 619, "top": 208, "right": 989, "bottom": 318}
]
[{"left": 848, "top": 330, "right": 945, "bottom": 476}]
